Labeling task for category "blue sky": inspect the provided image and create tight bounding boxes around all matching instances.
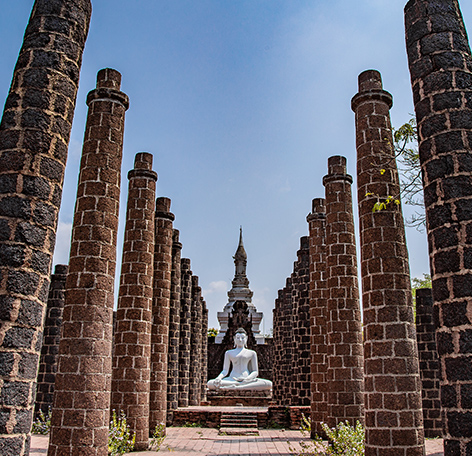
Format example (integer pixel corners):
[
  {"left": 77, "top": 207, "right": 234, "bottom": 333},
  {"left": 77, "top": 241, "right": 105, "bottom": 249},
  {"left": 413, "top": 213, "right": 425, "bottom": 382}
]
[{"left": 1, "top": 1, "right": 471, "bottom": 331}]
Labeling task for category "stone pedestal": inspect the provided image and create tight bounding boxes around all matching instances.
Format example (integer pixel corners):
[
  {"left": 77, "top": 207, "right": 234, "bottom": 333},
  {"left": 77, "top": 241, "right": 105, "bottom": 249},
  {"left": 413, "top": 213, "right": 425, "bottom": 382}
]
[{"left": 207, "top": 389, "right": 272, "bottom": 407}]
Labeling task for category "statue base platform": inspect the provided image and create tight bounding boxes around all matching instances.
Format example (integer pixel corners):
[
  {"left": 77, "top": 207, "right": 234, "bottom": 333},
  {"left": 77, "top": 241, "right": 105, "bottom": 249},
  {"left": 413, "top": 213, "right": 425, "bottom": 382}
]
[{"left": 207, "top": 389, "right": 272, "bottom": 407}]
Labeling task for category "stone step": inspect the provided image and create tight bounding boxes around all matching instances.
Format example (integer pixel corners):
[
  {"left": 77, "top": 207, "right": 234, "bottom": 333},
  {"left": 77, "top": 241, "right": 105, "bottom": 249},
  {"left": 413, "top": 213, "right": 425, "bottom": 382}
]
[
  {"left": 220, "top": 416, "right": 257, "bottom": 422},
  {"left": 218, "top": 427, "right": 260, "bottom": 436},
  {"left": 220, "top": 412, "right": 258, "bottom": 428},
  {"left": 220, "top": 421, "right": 257, "bottom": 428}
]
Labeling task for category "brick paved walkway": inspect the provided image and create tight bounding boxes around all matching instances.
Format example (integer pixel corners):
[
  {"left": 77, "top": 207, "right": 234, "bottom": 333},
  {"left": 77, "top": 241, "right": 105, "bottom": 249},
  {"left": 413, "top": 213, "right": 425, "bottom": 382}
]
[{"left": 30, "top": 428, "right": 444, "bottom": 455}]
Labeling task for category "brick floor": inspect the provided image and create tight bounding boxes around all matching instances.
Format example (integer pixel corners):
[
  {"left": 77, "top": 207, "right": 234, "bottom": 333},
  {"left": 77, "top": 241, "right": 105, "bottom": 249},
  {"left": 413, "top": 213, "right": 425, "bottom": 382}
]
[{"left": 30, "top": 428, "right": 444, "bottom": 455}]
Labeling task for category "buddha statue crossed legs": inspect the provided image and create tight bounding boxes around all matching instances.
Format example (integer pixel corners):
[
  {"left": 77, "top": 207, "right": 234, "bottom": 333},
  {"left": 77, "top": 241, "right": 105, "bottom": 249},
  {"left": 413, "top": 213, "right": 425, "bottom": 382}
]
[{"left": 207, "top": 328, "right": 272, "bottom": 391}]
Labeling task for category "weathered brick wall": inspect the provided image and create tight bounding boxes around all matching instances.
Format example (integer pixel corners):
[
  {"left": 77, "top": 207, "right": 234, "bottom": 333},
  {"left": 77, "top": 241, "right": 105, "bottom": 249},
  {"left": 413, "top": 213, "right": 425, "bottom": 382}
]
[
  {"left": 0, "top": 1, "right": 91, "bottom": 453},
  {"left": 416, "top": 288, "right": 442, "bottom": 438},
  {"left": 35, "top": 264, "right": 68, "bottom": 416},
  {"left": 48, "top": 68, "right": 128, "bottom": 456},
  {"left": 167, "top": 229, "right": 182, "bottom": 423},
  {"left": 178, "top": 258, "right": 192, "bottom": 407},
  {"left": 111, "top": 152, "right": 157, "bottom": 450},
  {"left": 189, "top": 276, "right": 203, "bottom": 406},
  {"left": 307, "top": 198, "right": 328, "bottom": 436},
  {"left": 352, "top": 69, "right": 424, "bottom": 456},
  {"left": 323, "top": 156, "right": 364, "bottom": 427},
  {"left": 150, "top": 197, "right": 174, "bottom": 430},
  {"left": 405, "top": 1, "right": 472, "bottom": 454}
]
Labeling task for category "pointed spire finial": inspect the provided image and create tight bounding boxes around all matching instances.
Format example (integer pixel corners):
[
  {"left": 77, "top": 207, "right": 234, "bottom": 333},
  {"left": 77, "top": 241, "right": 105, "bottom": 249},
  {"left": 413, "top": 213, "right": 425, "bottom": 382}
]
[{"left": 234, "top": 226, "right": 247, "bottom": 260}]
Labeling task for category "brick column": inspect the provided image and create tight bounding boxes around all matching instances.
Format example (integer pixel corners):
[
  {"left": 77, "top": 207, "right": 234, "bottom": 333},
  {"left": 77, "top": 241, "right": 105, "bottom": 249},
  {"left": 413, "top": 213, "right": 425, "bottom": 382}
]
[
  {"left": 285, "top": 279, "right": 295, "bottom": 406},
  {"left": 277, "top": 280, "right": 294, "bottom": 406},
  {"left": 405, "top": 1, "right": 472, "bottom": 454},
  {"left": 149, "top": 197, "right": 174, "bottom": 430},
  {"left": 189, "top": 276, "right": 203, "bottom": 406},
  {"left": 289, "top": 255, "right": 300, "bottom": 405},
  {"left": 352, "top": 69, "right": 424, "bottom": 456},
  {"left": 201, "top": 301, "right": 208, "bottom": 403},
  {"left": 307, "top": 198, "right": 328, "bottom": 436},
  {"left": 48, "top": 68, "right": 128, "bottom": 456},
  {"left": 35, "top": 265, "right": 68, "bottom": 416},
  {"left": 166, "top": 229, "right": 182, "bottom": 424},
  {"left": 178, "top": 258, "right": 192, "bottom": 407},
  {"left": 272, "top": 291, "right": 283, "bottom": 405},
  {"left": 290, "top": 237, "right": 311, "bottom": 406},
  {"left": 323, "top": 156, "right": 364, "bottom": 427},
  {"left": 0, "top": 1, "right": 91, "bottom": 453},
  {"left": 111, "top": 152, "right": 157, "bottom": 450},
  {"left": 416, "top": 288, "right": 441, "bottom": 438}
]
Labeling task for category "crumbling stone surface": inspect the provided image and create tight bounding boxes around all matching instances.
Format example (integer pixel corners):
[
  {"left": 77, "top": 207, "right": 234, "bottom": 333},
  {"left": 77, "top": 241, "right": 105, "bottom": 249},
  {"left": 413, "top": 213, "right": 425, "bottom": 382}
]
[
  {"left": 0, "top": 0, "right": 91, "bottom": 453},
  {"left": 307, "top": 198, "right": 328, "bottom": 437},
  {"left": 111, "top": 152, "right": 157, "bottom": 450},
  {"left": 405, "top": 1, "right": 472, "bottom": 454},
  {"left": 150, "top": 197, "right": 174, "bottom": 430},
  {"left": 416, "top": 288, "right": 442, "bottom": 438},
  {"left": 48, "top": 68, "right": 128, "bottom": 456},
  {"left": 323, "top": 156, "right": 364, "bottom": 427},
  {"left": 352, "top": 69, "right": 424, "bottom": 456}
]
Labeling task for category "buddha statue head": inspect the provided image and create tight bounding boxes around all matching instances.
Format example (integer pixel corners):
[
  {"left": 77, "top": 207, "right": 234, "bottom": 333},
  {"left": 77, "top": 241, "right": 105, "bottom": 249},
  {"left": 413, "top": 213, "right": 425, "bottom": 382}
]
[{"left": 234, "top": 328, "right": 248, "bottom": 348}]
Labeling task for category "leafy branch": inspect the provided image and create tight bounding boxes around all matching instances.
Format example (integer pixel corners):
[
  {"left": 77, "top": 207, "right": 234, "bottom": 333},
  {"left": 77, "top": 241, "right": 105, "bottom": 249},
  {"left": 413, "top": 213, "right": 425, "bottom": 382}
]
[{"left": 367, "top": 117, "right": 425, "bottom": 230}]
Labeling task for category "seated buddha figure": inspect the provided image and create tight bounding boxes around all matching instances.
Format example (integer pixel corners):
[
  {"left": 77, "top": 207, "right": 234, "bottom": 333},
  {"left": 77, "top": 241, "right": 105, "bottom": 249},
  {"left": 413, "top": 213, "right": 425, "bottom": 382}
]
[{"left": 207, "top": 328, "right": 272, "bottom": 391}]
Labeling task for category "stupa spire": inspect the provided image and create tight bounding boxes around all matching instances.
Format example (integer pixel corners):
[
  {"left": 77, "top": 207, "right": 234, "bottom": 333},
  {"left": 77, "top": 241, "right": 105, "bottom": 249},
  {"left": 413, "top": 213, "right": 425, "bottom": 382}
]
[{"left": 216, "top": 227, "right": 264, "bottom": 343}]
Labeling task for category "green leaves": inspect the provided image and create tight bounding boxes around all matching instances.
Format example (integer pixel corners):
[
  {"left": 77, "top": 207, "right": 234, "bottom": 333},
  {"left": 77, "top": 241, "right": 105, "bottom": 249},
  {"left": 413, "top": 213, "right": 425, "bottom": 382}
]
[
  {"left": 108, "top": 410, "right": 136, "bottom": 456},
  {"left": 289, "top": 415, "right": 365, "bottom": 456},
  {"left": 32, "top": 408, "right": 52, "bottom": 435}
]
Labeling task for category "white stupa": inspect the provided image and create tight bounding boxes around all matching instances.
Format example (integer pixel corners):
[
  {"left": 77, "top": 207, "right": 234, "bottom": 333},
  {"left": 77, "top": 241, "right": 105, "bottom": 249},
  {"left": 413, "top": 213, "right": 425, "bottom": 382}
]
[{"left": 216, "top": 228, "right": 264, "bottom": 344}]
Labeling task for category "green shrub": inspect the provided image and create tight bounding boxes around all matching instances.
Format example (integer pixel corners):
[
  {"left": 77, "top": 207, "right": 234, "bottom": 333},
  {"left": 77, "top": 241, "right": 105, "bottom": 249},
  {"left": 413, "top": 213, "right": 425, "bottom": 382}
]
[
  {"left": 149, "top": 423, "right": 165, "bottom": 451},
  {"left": 32, "top": 408, "right": 52, "bottom": 435},
  {"left": 290, "top": 415, "right": 365, "bottom": 456},
  {"left": 182, "top": 421, "right": 204, "bottom": 427},
  {"left": 108, "top": 410, "right": 135, "bottom": 456}
]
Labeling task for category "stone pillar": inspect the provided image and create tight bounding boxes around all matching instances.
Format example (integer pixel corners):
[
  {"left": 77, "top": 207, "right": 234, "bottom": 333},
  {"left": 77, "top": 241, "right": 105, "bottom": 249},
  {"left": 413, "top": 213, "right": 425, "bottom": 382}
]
[
  {"left": 272, "top": 291, "right": 284, "bottom": 405},
  {"left": 405, "top": 1, "right": 472, "bottom": 454},
  {"left": 201, "top": 301, "right": 208, "bottom": 403},
  {"left": 166, "top": 229, "right": 182, "bottom": 424},
  {"left": 307, "top": 198, "right": 328, "bottom": 436},
  {"left": 189, "top": 276, "right": 203, "bottom": 406},
  {"left": 48, "top": 68, "right": 128, "bottom": 456},
  {"left": 290, "top": 237, "right": 311, "bottom": 406},
  {"left": 178, "top": 258, "right": 192, "bottom": 407},
  {"left": 276, "top": 280, "right": 294, "bottom": 406},
  {"left": 352, "top": 69, "right": 424, "bottom": 456},
  {"left": 416, "top": 288, "right": 441, "bottom": 438},
  {"left": 111, "top": 152, "right": 157, "bottom": 450},
  {"left": 0, "top": 1, "right": 91, "bottom": 453},
  {"left": 149, "top": 197, "right": 174, "bottom": 430},
  {"left": 35, "top": 265, "right": 68, "bottom": 416},
  {"left": 323, "top": 156, "right": 364, "bottom": 427}
]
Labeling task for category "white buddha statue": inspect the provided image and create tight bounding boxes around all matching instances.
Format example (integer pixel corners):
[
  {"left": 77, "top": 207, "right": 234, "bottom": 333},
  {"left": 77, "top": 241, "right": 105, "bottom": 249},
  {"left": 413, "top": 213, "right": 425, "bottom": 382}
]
[{"left": 207, "top": 328, "right": 272, "bottom": 391}]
